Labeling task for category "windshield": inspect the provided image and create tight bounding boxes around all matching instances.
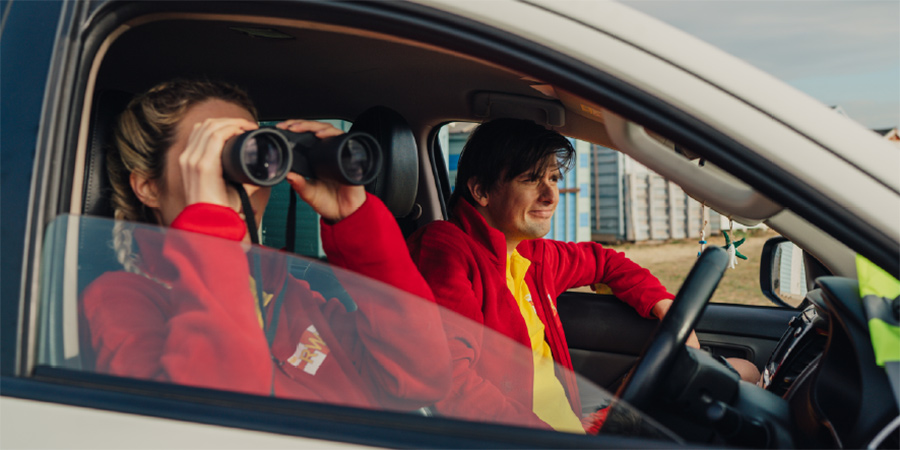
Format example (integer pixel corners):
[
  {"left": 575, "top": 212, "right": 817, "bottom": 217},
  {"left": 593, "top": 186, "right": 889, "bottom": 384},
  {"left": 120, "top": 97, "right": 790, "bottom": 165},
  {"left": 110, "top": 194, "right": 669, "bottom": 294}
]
[{"left": 35, "top": 214, "right": 678, "bottom": 440}]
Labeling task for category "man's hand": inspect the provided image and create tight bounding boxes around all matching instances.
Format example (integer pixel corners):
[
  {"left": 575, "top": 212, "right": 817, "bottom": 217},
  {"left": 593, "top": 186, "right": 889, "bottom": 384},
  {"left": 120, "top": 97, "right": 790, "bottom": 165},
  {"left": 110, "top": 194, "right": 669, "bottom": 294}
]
[{"left": 650, "top": 299, "right": 701, "bottom": 349}]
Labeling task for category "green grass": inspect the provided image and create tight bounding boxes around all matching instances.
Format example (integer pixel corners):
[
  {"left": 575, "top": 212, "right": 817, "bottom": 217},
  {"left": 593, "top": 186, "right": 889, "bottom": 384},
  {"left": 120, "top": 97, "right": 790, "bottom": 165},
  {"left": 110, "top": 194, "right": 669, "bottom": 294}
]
[{"left": 605, "top": 229, "right": 777, "bottom": 307}]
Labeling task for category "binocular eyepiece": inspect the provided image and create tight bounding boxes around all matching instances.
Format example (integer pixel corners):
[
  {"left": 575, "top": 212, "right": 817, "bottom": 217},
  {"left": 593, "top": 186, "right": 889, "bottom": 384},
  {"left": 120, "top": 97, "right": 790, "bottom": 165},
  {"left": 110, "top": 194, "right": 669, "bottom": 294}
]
[{"left": 222, "top": 127, "right": 382, "bottom": 187}]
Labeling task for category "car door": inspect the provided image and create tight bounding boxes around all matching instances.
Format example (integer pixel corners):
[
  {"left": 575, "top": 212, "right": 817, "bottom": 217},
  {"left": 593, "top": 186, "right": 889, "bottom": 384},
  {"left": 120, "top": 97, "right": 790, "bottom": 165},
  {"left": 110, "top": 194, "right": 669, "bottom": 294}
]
[{"left": 558, "top": 291, "right": 798, "bottom": 391}]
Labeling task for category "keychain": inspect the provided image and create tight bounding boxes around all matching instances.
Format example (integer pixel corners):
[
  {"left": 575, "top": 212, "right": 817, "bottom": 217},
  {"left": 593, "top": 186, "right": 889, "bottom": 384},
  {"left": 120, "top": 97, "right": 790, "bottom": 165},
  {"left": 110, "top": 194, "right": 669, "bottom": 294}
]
[
  {"left": 698, "top": 203, "right": 708, "bottom": 257},
  {"left": 722, "top": 218, "right": 748, "bottom": 269}
]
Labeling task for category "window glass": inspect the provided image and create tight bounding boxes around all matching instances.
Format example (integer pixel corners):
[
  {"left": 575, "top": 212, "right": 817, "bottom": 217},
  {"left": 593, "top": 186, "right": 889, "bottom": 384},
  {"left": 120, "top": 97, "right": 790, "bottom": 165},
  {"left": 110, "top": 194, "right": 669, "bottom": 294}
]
[
  {"left": 434, "top": 124, "right": 773, "bottom": 307},
  {"left": 36, "top": 214, "right": 678, "bottom": 440}
]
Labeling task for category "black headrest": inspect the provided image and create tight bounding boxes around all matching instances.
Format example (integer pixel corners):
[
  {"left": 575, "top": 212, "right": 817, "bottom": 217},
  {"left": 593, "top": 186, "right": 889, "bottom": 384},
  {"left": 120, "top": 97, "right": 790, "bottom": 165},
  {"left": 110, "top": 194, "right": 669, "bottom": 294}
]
[
  {"left": 83, "top": 90, "right": 133, "bottom": 217},
  {"left": 349, "top": 106, "right": 418, "bottom": 218}
]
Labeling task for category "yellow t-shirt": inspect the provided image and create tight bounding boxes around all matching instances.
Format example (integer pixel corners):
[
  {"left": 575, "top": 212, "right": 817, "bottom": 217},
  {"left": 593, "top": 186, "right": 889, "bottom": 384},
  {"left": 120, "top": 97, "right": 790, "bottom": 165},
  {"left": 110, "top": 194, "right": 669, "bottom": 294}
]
[
  {"left": 249, "top": 276, "right": 274, "bottom": 329},
  {"left": 506, "top": 251, "right": 584, "bottom": 434}
]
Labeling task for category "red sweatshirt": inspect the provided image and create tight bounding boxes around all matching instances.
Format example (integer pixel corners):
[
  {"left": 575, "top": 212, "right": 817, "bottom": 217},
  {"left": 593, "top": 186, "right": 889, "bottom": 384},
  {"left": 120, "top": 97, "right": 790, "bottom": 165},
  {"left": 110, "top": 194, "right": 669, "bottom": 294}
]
[
  {"left": 81, "top": 193, "right": 451, "bottom": 411},
  {"left": 407, "top": 200, "right": 673, "bottom": 428}
]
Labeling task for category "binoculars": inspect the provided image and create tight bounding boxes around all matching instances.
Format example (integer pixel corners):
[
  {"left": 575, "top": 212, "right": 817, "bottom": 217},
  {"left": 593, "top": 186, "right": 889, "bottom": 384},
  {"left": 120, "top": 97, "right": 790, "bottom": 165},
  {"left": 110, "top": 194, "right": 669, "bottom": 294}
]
[{"left": 222, "top": 128, "right": 382, "bottom": 186}]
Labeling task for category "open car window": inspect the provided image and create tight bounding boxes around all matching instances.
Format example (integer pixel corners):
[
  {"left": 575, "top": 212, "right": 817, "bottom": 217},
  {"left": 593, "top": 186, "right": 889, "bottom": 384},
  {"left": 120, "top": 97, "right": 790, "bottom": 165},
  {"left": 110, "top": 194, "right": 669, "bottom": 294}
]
[
  {"left": 35, "top": 214, "right": 679, "bottom": 441},
  {"left": 436, "top": 122, "right": 780, "bottom": 308}
]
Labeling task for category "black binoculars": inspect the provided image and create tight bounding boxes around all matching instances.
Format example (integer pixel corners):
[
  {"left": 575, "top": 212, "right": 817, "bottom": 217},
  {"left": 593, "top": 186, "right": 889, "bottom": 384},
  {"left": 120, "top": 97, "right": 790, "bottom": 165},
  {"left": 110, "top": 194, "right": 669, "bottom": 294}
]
[{"left": 222, "top": 128, "right": 382, "bottom": 186}]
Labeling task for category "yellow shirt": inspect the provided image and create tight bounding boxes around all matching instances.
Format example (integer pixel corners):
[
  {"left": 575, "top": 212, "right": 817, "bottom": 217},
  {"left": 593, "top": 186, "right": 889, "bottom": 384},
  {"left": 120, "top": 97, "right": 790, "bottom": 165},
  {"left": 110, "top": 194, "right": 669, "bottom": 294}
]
[
  {"left": 506, "top": 250, "right": 584, "bottom": 434},
  {"left": 249, "top": 276, "right": 274, "bottom": 329}
]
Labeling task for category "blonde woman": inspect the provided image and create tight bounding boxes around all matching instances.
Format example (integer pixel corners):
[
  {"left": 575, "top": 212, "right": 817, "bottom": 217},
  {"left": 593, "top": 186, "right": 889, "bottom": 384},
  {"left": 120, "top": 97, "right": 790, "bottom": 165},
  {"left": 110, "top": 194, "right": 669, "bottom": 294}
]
[{"left": 81, "top": 79, "right": 450, "bottom": 411}]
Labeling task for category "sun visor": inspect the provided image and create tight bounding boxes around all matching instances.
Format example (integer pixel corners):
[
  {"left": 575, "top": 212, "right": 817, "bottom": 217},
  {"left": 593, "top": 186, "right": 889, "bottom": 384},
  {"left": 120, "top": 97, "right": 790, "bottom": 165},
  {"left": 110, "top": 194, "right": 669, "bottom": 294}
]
[
  {"left": 472, "top": 92, "right": 565, "bottom": 127},
  {"left": 603, "top": 111, "right": 782, "bottom": 225}
]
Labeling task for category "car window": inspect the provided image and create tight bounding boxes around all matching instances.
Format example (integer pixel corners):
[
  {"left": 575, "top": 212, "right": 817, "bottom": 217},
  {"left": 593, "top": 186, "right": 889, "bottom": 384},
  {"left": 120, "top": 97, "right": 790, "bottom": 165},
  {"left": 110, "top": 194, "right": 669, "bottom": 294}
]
[
  {"left": 435, "top": 123, "right": 774, "bottom": 307},
  {"left": 35, "top": 214, "right": 678, "bottom": 440}
]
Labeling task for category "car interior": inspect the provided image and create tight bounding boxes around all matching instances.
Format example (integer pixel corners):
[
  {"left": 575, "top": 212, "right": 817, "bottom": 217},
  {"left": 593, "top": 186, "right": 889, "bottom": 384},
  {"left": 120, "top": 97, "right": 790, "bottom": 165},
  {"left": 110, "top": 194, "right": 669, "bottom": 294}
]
[{"left": 27, "top": 1, "right": 898, "bottom": 448}]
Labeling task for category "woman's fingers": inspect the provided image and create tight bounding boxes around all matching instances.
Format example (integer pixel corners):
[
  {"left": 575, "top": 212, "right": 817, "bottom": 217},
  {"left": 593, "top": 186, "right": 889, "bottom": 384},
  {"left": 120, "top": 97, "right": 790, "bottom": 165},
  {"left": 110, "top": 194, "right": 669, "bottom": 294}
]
[
  {"left": 277, "top": 119, "right": 343, "bottom": 138},
  {"left": 286, "top": 172, "right": 365, "bottom": 222},
  {"left": 278, "top": 120, "right": 365, "bottom": 221},
  {"left": 180, "top": 118, "right": 257, "bottom": 206}
]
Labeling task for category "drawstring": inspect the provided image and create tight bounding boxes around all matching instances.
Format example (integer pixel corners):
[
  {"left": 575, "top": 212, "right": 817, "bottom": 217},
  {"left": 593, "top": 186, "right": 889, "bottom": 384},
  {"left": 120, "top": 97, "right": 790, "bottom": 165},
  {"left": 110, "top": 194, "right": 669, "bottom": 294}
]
[{"left": 234, "top": 182, "right": 259, "bottom": 246}]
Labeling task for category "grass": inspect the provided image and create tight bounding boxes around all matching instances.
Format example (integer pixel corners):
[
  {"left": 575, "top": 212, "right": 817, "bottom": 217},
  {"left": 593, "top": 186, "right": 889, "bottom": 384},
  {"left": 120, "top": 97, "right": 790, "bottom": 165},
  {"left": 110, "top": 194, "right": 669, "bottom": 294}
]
[{"left": 601, "top": 228, "right": 779, "bottom": 307}]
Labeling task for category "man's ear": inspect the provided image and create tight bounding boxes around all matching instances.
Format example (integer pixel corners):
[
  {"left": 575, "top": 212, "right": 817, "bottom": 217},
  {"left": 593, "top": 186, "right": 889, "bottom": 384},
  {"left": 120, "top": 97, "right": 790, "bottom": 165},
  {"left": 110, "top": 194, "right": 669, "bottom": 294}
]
[
  {"left": 130, "top": 171, "right": 161, "bottom": 209},
  {"left": 467, "top": 178, "right": 489, "bottom": 207}
]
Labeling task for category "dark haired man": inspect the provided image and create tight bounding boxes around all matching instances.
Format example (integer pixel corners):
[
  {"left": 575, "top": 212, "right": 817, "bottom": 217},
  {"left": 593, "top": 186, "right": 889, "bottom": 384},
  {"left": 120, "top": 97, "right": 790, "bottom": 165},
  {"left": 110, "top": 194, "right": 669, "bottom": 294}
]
[{"left": 409, "top": 118, "right": 756, "bottom": 433}]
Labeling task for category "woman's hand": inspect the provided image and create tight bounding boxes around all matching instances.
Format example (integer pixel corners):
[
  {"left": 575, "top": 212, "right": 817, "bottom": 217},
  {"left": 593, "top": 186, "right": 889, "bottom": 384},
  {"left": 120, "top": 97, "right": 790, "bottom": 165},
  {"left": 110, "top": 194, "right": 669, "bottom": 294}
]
[
  {"left": 179, "top": 117, "right": 258, "bottom": 209},
  {"left": 279, "top": 120, "right": 367, "bottom": 222},
  {"left": 651, "top": 299, "right": 701, "bottom": 349}
]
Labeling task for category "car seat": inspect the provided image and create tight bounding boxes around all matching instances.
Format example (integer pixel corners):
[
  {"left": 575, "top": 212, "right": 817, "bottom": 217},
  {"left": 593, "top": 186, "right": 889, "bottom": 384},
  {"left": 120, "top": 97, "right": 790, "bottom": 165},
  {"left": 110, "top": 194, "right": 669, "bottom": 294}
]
[{"left": 350, "top": 105, "right": 421, "bottom": 236}]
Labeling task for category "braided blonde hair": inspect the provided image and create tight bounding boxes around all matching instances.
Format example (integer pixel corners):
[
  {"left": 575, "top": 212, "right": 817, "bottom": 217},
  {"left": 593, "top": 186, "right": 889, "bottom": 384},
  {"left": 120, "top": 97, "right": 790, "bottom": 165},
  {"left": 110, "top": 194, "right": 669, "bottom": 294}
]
[{"left": 107, "top": 79, "right": 257, "bottom": 274}]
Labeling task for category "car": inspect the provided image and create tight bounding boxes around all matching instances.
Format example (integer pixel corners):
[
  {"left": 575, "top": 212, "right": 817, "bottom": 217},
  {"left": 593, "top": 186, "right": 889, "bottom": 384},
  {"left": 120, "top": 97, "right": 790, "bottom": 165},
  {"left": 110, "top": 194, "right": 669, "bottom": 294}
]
[{"left": 2, "top": 0, "right": 898, "bottom": 448}]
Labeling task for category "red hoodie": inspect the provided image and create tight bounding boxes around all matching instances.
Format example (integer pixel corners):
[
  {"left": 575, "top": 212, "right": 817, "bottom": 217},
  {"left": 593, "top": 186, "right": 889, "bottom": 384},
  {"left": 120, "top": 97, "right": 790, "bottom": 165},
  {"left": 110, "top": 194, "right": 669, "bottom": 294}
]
[
  {"left": 81, "top": 193, "right": 451, "bottom": 411},
  {"left": 407, "top": 200, "right": 673, "bottom": 428}
]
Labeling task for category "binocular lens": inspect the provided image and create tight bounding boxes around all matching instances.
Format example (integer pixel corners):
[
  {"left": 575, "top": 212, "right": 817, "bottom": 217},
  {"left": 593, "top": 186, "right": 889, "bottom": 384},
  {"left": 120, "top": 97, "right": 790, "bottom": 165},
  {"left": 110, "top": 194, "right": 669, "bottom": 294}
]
[
  {"left": 341, "top": 138, "right": 373, "bottom": 184},
  {"left": 223, "top": 127, "right": 381, "bottom": 186},
  {"left": 242, "top": 134, "right": 285, "bottom": 183}
]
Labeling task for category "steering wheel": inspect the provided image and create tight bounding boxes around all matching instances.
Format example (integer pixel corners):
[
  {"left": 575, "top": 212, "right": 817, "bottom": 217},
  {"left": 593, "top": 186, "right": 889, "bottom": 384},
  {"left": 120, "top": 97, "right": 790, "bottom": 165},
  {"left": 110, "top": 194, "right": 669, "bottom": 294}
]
[{"left": 616, "top": 246, "right": 729, "bottom": 412}]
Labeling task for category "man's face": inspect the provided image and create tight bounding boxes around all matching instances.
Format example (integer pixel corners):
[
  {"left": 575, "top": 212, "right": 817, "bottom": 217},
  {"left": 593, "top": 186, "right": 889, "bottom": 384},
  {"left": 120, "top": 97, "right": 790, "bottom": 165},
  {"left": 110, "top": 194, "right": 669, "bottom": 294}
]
[{"left": 473, "top": 156, "right": 560, "bottom": 249}]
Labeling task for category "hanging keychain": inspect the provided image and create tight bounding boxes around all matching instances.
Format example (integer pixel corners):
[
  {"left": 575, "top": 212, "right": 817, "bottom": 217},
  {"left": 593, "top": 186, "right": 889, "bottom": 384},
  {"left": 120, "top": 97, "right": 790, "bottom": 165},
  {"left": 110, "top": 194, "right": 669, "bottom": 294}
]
[
  {"left": 722, "top": 218, "right": 748, "bottom": 269},
  {"left": 698, "top": 203, "right": 708, "bottom": 257}
]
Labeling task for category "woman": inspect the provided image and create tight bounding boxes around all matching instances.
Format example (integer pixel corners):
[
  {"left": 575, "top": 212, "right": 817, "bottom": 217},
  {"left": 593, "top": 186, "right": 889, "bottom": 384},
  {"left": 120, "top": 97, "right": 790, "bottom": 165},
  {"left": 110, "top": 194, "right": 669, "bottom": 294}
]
[{"left": 81, "top": 79, "right": 450, "bottom": 411}]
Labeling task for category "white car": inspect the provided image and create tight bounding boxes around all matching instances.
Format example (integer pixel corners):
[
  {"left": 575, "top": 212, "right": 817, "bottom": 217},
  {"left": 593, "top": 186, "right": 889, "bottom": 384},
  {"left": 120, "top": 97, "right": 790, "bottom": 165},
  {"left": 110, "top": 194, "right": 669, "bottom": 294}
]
[{"left": 2, "top": 0, "right": 897, "bottom": 448}]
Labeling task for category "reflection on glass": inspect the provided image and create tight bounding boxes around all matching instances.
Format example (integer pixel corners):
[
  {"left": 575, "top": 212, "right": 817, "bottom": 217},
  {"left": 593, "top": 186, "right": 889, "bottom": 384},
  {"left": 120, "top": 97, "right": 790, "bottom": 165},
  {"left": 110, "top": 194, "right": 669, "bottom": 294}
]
[{"left": 36, "top": 215, "right": 678, "bottom": 441}]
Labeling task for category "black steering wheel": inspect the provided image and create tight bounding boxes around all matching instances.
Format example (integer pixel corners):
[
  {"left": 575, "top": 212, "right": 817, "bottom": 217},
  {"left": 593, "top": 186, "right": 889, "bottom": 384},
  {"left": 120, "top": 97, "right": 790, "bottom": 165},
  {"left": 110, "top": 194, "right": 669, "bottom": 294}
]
[{"left": 616, "top": 246, "right": 729, "bottom": 411}]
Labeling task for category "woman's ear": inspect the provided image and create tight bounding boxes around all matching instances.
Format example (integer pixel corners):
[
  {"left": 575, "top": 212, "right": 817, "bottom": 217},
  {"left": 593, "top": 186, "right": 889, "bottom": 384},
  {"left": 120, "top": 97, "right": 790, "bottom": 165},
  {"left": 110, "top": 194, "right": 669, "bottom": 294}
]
[
  {"left": 130, "top": 171, "right": 160, "bottom": 209},
  {"left": 467, "top": 178, "right": 489, "bottom": 207}
]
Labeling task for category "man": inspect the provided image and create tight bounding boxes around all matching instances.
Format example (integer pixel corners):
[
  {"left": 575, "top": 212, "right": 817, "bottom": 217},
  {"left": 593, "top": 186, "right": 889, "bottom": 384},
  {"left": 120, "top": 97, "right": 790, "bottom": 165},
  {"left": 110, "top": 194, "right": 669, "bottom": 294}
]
[{"left": 409, "top": 118, "right": 757, "bottom": 433}]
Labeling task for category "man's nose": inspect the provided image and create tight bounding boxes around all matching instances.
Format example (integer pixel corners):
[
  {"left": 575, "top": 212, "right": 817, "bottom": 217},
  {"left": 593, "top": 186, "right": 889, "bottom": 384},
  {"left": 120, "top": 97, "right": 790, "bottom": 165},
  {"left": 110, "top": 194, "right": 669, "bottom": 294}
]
[{"left": 538, "top": 179, "right": 558, "bottom": 203}]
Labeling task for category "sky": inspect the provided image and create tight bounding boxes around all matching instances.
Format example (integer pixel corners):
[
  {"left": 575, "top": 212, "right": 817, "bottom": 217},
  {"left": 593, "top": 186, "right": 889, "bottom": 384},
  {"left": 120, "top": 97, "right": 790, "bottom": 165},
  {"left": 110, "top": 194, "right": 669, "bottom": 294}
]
[{"left": 620, "top": 0, "right": 900, "bottom": 130}]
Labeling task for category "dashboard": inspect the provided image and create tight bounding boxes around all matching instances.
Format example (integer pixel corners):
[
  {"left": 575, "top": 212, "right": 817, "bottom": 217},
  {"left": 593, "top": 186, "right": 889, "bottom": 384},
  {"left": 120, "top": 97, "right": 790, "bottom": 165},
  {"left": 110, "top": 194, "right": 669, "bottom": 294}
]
[
  {"left": 759, "top": 293, "right": 828, "bottom": 397},
  {"left": 761, "top": 278, "right": 899, "bottom": 448}
]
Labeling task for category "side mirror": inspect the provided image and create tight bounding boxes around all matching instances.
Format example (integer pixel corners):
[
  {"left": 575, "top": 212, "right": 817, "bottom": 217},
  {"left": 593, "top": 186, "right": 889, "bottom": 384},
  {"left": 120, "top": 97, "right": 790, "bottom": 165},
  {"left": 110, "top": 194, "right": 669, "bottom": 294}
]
[{"left": 760, "top": 236, "right": 808, "bottom": 308}]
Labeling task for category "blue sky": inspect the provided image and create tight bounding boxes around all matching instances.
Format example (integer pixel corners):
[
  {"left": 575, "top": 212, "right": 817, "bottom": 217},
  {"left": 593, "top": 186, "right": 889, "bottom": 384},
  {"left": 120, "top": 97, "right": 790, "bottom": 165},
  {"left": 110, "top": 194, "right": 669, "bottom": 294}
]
[{"left": 621, "top": 0, "right": 900, "bottom": 130}]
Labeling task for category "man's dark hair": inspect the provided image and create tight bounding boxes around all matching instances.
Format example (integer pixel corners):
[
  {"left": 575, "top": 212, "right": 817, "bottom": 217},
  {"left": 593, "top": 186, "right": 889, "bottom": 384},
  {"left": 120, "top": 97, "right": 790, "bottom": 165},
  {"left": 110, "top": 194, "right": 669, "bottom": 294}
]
[{"left": 449, "top": 118, "right": 576, "bottom": 210}]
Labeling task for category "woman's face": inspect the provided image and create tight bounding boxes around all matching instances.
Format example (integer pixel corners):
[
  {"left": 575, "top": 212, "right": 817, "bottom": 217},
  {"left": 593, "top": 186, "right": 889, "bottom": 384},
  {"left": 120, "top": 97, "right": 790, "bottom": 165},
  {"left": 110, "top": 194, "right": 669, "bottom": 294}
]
[{"left": 154, "top": 99, "right": 271, "bottom": 231}]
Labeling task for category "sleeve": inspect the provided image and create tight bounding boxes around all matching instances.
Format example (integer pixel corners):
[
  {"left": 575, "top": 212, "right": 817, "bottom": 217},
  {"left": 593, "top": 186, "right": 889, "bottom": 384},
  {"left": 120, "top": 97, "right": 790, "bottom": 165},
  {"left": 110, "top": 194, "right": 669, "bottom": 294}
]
[
  {"left": 81, "top": 204, "right": 273, "bottom": 396},
  {"left": 407, "top": 223, "right": 551, "bottom": 429},
  {"left": 319, "top": 193, "right": 452, "bottom": 409},
  {"left": 543, "top": 240, "right": 674, "bottom": 318}
]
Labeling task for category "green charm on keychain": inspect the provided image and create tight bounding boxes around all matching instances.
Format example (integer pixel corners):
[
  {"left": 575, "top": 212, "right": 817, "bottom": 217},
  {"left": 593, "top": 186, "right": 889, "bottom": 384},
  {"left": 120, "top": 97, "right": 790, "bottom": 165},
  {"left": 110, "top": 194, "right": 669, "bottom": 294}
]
[{"left": 723, "top": 230, "right": 748, "bottom": 269}]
